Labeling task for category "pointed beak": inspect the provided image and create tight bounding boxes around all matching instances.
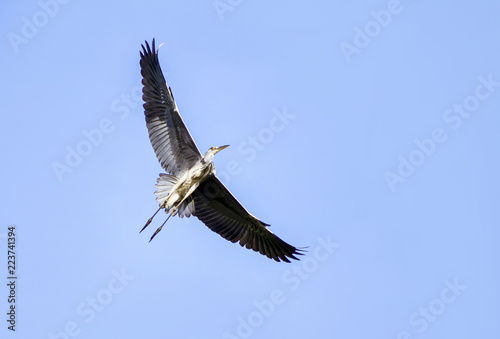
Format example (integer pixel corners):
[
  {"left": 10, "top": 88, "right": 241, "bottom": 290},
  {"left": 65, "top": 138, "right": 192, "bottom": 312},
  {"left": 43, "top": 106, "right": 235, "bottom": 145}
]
[{"left": 216, "top": 145, "right": 229, "bottom": 153}]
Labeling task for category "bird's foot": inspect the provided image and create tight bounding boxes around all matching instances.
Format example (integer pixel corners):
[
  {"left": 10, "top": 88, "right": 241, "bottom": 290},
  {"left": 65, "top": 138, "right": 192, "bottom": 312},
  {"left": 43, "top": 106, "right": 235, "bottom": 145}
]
[
  {"left": 149, "top": 226, "right": 163, "bottom": 242},
  {"left": 140, "top": 217, "right": 153, "bottom": 233}
]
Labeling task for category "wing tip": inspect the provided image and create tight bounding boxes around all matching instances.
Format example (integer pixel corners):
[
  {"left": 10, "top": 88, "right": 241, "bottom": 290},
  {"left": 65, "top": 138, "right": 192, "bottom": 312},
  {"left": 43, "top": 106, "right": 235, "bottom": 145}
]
[
  {"left": 140, "top": 38, "right": 160, "bottom": 65},
  {"left": 141, "top": 38, "right": 163, "bottom": 57},
  {"left": 278, "top": 245, "right": 306, "bottom": 263}
]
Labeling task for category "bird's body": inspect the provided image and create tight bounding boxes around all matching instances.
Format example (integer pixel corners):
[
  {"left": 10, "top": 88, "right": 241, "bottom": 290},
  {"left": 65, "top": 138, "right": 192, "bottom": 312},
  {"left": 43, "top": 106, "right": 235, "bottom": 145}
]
[
  {"left": 139, "top": 39, "right": 303, "bottom": 262},
  {"left": 155, "top": 147, "right": 225, "bottom": 218}
]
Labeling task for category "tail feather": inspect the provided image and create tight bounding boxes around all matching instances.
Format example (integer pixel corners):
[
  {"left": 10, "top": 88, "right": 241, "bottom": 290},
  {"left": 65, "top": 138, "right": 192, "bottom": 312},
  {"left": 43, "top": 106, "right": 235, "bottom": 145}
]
[
  {"left": 177, "top": 197, "right": 194, "bottom": 218},
  {"left": 155, "top": 173, "right": 178, "bottom": 207}
]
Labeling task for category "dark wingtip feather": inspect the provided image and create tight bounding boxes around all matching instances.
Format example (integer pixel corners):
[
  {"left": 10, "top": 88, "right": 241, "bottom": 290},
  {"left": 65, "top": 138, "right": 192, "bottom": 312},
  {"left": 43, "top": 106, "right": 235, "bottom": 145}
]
[{"left": 140, "top": 39, "right": 157, "bottom": 61}]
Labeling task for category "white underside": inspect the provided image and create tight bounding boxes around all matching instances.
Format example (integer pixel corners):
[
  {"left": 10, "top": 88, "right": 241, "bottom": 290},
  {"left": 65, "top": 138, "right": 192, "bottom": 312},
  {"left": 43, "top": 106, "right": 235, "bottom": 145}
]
[{"left": 154, "top": 173, "right": 195, "bottom": 218}]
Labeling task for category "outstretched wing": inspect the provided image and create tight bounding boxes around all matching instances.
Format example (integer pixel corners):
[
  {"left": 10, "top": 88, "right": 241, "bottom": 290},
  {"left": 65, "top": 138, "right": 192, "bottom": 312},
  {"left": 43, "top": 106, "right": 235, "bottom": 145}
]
[
  {"left": 140, "top": 39, "right": 202, "bottom": 175},
  {"left": 192, "top": 176, "right": 303, "bottom": 262}
]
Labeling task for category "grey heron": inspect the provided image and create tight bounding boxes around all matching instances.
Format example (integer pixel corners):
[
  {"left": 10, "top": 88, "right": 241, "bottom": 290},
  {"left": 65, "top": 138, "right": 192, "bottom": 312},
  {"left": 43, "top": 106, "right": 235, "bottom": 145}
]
[{"left": 139, "top": 39, "right": 303, "bottom": 262}]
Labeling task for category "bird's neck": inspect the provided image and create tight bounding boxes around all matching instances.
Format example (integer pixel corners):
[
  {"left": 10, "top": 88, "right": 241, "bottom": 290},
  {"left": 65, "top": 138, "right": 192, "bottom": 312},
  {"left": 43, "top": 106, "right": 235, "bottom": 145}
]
[{"left": 201, "top": 153, "right": 214, "bottom": 166}]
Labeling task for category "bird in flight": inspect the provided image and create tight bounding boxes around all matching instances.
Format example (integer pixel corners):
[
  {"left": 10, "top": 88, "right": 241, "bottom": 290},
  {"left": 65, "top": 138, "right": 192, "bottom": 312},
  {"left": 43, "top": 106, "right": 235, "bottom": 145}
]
[{"left": 139, "top": 39, "right": 303, "bottom": 262}]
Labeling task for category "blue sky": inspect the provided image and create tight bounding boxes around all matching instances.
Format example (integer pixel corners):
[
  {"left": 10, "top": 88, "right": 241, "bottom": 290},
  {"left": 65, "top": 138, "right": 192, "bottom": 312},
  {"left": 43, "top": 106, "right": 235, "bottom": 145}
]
[{"left": 1, "top": 1, "right": 499, "bottom": 338}]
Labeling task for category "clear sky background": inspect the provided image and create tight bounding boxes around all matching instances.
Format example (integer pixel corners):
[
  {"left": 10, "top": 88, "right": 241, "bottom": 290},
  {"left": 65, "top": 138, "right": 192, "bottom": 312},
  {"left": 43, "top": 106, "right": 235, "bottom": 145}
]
[{"left": 1, "top": 1, "right": 499, "bottom": 338}]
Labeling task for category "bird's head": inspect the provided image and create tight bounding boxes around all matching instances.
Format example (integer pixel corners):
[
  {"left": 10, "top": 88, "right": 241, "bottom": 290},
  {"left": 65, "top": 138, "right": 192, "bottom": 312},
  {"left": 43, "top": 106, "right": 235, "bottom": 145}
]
[{"left": 204, "top": 145, "right": 229, "bottom": 162}]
